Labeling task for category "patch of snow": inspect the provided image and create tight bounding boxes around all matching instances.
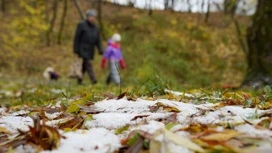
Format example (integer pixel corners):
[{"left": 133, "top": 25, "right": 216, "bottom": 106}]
[
  {"left": 168, "top": 143, "right": 194, "bottom": 153},
  {"left": 195, "top": 106, "right": 263, "bottom": 125},
  {"left": 13, "top": 145, "right": 36, "bottom": 153},
  {"left": 235, "top": 124, "right": 272, "bottom": 139},
  {"left": 85, "top": 113, "right": 137, "bottom": 129},
  {"left": 45, "top": 112, "right": 62, "bottom": 120},
  {"left": 94, "top": 98, "right": 152, "bottom": 113},
  {"left": 0, "top": 116, "right": 33, "bottom": 132},
  {"left": 12, "top": 110, "right": 30, "bottom": 116},
  {"left": 131, "top": 120, "right": 165, "bottom": 134},
  {"left": 0, "top": 107, "right": 7, "bottom": 114},
  {"left": 42, "top": 128, "right": 121, "bottom": 153}
]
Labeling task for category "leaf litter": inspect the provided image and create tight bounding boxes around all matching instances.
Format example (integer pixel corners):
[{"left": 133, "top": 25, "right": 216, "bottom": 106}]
[{"left": 0, "top": 89, "right": 272, "bottom": 153}]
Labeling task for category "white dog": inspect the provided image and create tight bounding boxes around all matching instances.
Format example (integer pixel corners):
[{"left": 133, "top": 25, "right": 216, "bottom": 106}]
[{"left": 43, "top": 67, "right": 60, "bottom": 81}]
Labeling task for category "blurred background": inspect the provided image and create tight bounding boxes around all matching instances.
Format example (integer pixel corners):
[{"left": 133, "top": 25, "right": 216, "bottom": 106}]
[{"left": 0, "top": 0, "right": 269, "bottom": 89}]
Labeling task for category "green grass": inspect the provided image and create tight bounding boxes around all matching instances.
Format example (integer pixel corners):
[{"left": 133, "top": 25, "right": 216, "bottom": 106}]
[{"left": 0, "top": 1, "right": 249, "bottom": 93}]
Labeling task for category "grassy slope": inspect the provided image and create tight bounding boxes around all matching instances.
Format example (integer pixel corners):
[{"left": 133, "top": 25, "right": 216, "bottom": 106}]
[{"left": 0, "top": 1, "right": 249, "bottom": 89}]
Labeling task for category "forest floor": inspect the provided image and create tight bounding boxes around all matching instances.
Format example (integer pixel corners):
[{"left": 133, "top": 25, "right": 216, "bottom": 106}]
[{"left": 0, "top": 78, "right": 272, "bottom": 153}]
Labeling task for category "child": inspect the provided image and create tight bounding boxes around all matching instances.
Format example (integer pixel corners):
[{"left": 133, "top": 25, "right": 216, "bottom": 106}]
[{"left": 101, "top": 33, "right": 126, "bottom": 85}]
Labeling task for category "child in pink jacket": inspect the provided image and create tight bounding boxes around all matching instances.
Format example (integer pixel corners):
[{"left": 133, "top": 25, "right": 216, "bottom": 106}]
[{"left": 101, "top": 33, "right": 126, "bottom": 85}]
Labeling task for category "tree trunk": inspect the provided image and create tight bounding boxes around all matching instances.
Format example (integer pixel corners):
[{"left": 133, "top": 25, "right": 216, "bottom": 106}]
[
  {"left": 1, "top": 0, "right": 6, "bottom": 12},
  {"left": 242, "top": 0, "right": 272, "bottom": 87},
  {"left": 128, "top": 0, "right": 135, "bottom": 7},
  {"left": 170, "top": 0, "right": 175, "bottom": 11},
  {"left": 73, "top": 0, "right": 85, "bottom": 20},
  {"left": 164, "top": 0, "right": 169, "bottom": 10},
  {"left": 233, "top": 17, "right": 248, "bottom": 54},
  {"left": 44, "top": 0, "right": 50, "bottom": 22},
  {"left": 187, "top": 0, "right": 192, "bottom": 13},
  {"left": 224, "top": 0, "right": 239, "bottom": 17},
  {"left": 204, "top": 0, "right": 210, "bottom": 23},
  {"left": 148, "top": 0, "right": 153, "bottom": 16},
  {"left": 97, "top": 0, "right": 105, "bottom": 39},
  {"left": 46, "top": 0, "right": 59, "bottom": 46},
  {"left": 57, "top": 0, "right": 68, "bottom": 45}
]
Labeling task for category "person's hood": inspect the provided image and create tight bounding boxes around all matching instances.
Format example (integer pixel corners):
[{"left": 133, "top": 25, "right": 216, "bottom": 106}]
[{"left": 108, "top": 39, "right": 120, "bottom": 49}]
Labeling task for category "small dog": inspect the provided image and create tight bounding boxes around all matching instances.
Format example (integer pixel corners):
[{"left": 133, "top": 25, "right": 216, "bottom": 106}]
[{"left": 43, "top": 67, "right": 60, "bottom": 81}]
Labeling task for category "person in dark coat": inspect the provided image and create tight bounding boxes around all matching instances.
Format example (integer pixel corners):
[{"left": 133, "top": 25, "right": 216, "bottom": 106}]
[{"left": 74, "top": 9, "right": 103, "bottom": 84}]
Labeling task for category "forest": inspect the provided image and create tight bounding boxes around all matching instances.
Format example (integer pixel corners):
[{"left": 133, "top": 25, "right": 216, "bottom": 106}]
[{"left": 0, "top": 0, "right": 271, "bottom": 153}]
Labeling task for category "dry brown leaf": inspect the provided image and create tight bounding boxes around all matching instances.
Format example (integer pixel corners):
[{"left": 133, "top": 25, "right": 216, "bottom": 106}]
[
  {"left": 0, "top": 116, "right": 62, "bottom": 151},
  {"left": 117, "top": 92, "right": 127, "bottom": 100},
  {"left": 131, "top": 115, "right": 150, "bottom": 121},
  {"left": 59, "top": 116, "right": 84, "bottom": 130},
  {"left": 103, "top": 93, "right": 116, "bottom": 100},
  {"left": 150, "top": 102, "right": 180, "bottom": 113}
]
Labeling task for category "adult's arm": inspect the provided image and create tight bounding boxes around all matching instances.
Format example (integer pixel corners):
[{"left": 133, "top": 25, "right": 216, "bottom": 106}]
[{"left": 73, "top": 22, "right": 83, "bottom": 54}]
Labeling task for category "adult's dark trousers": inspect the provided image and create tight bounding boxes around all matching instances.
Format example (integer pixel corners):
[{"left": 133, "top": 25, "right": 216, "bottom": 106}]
[{"left": 78, "top": 59, "right": 97, "bottom": 84}]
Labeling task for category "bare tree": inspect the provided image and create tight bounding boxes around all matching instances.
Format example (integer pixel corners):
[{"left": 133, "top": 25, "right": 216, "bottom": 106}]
[
  {"left": 97, "top": 0, "right": 105, "bottom": 39},
  {"left": 46, "top": 0, "right": 59, "bottom": 46},
  {"left": 1, "top": 0, "right": 6, "bottom": 12},
  {"left": 170, "top": 0, "right": 175, "bottom": 11},
  {"left": 73, "top": 0, "right": 85, "bottom": 20},
  {"left": 128, "top": 0, "right": 136, "bottom": 7},
  {"left": 148, "top": 0, "right": 153, "bottom": 16},
  {"left": 164, "top": 0, "right": 169, "bottom": 10},
  {"left": 58, "top": 0, "right": 68, "bottom": 45},
  {"left": 204, "top": 0, "right": 210, "bottom": 23},
  {"left": 224, "top": 0, "right": 240, "bottom": 17},
  {"left": 187, "top": 0, "right": 192, "bottom": 13}
]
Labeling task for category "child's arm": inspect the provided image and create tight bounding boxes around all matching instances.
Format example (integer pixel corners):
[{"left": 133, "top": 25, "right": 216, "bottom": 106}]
[
  {"left": 119, "top": 59, "right": 126, "bottom": 69},
  {"left": 101, "top": 47, "right": 111, "bottom": 69},
  {"left": 101, "top": 58, "right": 107, "bottom": 69},
  {"left": 118, "top": 48, "right": 126, "bottom": 69}
]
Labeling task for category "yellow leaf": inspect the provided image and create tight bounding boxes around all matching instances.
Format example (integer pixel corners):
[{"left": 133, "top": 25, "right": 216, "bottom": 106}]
[
  {"left": 164, "top": 129, "right": 205, "bottom": 152},
  {"left": 151, "top": 129, "right": 204, "bottom": 153},
  {"left": 0, "top": 127, "right": 11, "bottom": 134},
  {"left": 157, "top": 102, "right": 180, "bottom": 112},
  {"left": 201, "top": 130, "right": 240, "bottom": 141},
  {"left": 66, "top": 100, "right": 86, "bottom": 113}
]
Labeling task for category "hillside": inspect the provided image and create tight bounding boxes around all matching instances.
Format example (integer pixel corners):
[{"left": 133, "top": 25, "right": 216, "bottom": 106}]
[{"left": 0, "top": 1, "right": 250, "bottom": 88}]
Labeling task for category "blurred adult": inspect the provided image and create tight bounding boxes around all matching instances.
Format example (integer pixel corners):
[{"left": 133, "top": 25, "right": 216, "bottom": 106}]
[{"left": 73, "top": 9, "right": 103, "bottom": 84}]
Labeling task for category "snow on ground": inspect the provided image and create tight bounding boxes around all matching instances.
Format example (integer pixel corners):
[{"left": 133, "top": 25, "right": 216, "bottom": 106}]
[
  {"left": 0, "top": 116, "right": 33, "bottom": 132},
  {"left": 0, "top": 90, "right": 272, "bottom": 152},
  {"left": 42, "top": 128, "right": 121, "bottom": 153}
]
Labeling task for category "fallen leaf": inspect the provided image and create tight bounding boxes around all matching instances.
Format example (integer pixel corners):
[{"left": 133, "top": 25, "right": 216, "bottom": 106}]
[
  {"left": 125, "top": 135, "right": 144, "bottom": 153},
  {"left": 0, "top": 127, "right": 11, "bottom": 134},
  {"left": 115, "top": 125, "right": 130, "bottom": 135},
  {"left": 59, "top": 116, "right": 84, "bottom": 130},
  {"left": 117, "top": 92, "right": 127, "bottom": 100},
  {"left": 151, "top": 129, "right": 204, "bottom": 153},
  {"left": 0, "top": 116, "right": 61, "bottom": 151},
  {"left": 131, "top": 115, "right": 150, "bottom": 121},
  {"left": 151, "top": 102, "right": 180, "bottom": 113},
  {"left": 200, "top": 130, "right": 240, "bottom": 141},
  {"left": 77, "top": 105, "right": 105, "bottom": 114},
  {"left": 104, "top": 93, "right": 115, "bottom": 99}
]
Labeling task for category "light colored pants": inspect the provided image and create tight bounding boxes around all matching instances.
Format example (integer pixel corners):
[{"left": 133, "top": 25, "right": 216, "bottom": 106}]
[{"left": 107, "top": 61, "right": 120, "bottom": 85}]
